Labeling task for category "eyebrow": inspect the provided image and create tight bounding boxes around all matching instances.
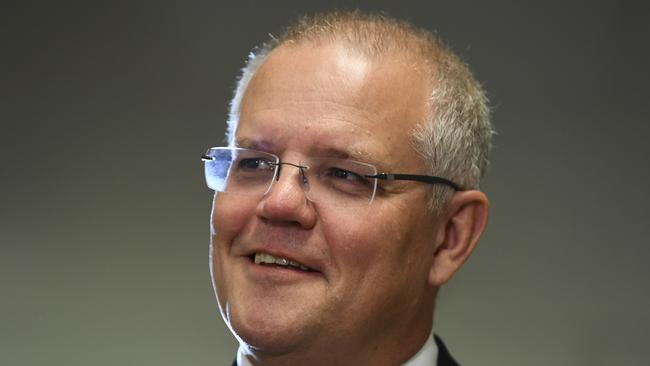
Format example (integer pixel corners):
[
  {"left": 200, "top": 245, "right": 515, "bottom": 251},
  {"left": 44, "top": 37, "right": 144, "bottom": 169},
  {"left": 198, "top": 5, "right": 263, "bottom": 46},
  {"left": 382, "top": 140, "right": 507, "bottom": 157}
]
[
  {"left": 313, "top": 146, "right": 376, "bottom": 165},
  {"left": 235, "top": 138, "right": 274, "bottom": 151}
]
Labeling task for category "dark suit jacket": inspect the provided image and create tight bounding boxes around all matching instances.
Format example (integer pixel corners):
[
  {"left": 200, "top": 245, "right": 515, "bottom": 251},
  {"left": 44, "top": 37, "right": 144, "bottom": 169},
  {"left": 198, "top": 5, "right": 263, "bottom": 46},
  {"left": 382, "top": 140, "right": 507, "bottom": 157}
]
[
  {"left": 230, "top": 334, "right": 460, "bottom": 365},
  {"left": 434, "top": 334, "right": 460, "bottom": 366}
]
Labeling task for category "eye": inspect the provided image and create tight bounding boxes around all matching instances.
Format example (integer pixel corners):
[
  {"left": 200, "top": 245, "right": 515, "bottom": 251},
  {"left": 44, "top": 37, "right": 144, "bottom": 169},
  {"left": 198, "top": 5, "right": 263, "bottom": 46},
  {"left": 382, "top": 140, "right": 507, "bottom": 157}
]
[
  {"left": 238, "top": 158, "right": 274, "bottom": 171},
  {"left": 326, "top": 167, "right": 368, "bottom": 184}
]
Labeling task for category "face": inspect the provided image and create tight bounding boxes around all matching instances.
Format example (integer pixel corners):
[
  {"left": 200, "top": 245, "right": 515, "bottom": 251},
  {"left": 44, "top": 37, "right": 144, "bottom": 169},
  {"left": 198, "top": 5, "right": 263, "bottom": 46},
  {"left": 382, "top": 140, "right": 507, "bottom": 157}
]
[{"left": 211, "top": 42, "right": 443, "bottom": 359}]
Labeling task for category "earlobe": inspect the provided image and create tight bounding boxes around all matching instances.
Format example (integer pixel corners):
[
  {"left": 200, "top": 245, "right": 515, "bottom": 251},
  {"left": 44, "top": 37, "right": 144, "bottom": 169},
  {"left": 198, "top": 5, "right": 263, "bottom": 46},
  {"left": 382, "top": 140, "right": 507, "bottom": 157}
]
[{"left": 428, "top": 190, "right": 489, "bottom": 287}]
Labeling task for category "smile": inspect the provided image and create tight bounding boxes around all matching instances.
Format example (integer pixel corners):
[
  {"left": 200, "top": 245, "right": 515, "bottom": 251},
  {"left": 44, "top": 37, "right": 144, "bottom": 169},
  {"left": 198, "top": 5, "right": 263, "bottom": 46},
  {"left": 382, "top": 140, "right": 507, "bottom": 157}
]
[{"left": 251, "top": 252, "right": 312, "bottom": 272}]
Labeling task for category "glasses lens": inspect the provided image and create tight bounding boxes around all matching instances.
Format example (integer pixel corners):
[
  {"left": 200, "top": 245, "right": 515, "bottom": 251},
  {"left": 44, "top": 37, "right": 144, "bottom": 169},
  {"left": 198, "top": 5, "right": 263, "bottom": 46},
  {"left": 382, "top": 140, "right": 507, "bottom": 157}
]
[
  {"left": 203, "top": 147, "right": 278, "bottom": 195},
  {"left": 305, "top": 157, "right": 378, "bottom": 206}
]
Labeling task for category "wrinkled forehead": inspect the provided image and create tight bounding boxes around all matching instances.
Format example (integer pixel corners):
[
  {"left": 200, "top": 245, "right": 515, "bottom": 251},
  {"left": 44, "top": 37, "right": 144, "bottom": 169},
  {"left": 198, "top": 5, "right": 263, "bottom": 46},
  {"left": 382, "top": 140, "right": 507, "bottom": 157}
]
[
  {"left": 240, "top": 43, "right": 430, "bottom": 127},
  {"left": 243, "top": 42, "right": 430, "bottom": 109},
  {"left": 233, "top": 42, "right": 431, "bottom": 169}
]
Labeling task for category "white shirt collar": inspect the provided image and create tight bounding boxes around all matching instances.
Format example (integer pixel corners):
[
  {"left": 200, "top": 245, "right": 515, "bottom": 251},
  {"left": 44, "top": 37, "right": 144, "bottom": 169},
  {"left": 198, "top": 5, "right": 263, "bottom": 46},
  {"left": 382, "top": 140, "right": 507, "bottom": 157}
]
[
  {"left": 236, "top": 331, "right": 437, "bottom": 366},
  {"left": 402, "top": 331, "right": 438, "bottom": 366},
  {"left": 236, "top": 346, "right": 251, "bottom": 366}
]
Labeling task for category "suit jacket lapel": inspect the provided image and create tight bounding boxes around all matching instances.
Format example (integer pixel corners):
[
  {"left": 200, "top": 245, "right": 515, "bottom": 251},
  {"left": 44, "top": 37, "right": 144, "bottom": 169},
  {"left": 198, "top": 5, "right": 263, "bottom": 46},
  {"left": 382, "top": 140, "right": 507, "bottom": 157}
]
[{"left": 434, "top": 334, "right": 460, "bottom": 366}]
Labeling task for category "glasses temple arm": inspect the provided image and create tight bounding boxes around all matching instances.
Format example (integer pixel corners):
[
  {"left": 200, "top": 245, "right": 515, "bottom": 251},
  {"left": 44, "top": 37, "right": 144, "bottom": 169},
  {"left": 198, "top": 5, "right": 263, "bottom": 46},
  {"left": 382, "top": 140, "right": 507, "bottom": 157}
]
[{"left": 367, "top": 172, "right": 462, "bottom": 191}]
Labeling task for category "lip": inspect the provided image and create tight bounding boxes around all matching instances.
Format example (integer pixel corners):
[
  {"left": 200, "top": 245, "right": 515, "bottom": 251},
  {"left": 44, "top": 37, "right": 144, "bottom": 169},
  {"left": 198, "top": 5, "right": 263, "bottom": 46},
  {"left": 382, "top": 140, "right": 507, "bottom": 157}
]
[
  {"left": 237, "top": 248, "right": 325, "bottom": 286},
  {"left": 242, "top": 248, "right": 322, "bottom": 274},
  {"left": 243, "top": 257, "right": 322, "bottom": 284}
]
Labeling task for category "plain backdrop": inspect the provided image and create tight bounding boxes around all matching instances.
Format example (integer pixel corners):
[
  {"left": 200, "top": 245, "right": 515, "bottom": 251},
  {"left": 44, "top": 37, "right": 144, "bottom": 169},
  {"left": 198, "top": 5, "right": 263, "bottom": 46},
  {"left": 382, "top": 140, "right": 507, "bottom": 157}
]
[{"left": 2, "top": 1, "right": 649, "bottom": 365}]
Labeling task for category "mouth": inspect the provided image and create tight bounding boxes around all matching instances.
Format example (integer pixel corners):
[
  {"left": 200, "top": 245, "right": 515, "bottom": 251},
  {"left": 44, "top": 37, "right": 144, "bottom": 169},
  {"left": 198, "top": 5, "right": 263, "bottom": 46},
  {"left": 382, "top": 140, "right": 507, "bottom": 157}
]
[{"left": 247, "top": 252, "right": 315, "bottom": 273}]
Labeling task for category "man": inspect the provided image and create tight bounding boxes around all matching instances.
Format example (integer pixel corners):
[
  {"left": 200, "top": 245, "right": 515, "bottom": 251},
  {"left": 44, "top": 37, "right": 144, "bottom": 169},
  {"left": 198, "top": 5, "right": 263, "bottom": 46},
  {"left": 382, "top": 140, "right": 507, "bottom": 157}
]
[{"left": 202, "top": 10, "right": 492, "bottom": 366}]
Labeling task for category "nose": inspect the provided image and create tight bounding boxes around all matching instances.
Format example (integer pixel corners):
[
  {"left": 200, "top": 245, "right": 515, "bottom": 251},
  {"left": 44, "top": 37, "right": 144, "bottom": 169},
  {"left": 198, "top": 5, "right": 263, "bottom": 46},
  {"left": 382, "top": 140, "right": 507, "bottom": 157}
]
[{"left": 256, "top": 162, "right": 317, "bottom": 229}]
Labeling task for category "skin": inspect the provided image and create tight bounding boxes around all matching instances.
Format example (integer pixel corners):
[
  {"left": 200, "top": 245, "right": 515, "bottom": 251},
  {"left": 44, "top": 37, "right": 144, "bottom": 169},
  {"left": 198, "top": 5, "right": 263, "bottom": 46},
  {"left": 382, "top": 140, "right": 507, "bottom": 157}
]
[{"left": 210, "top": 41, "right": 489, "bottom": 366}]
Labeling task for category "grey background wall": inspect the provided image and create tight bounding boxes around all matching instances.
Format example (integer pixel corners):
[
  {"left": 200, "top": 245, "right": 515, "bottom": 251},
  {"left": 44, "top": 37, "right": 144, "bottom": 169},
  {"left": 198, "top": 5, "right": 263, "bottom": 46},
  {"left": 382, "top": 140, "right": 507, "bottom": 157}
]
[{"left": 2, "top": 1, "right": 649, "bottom": 365}]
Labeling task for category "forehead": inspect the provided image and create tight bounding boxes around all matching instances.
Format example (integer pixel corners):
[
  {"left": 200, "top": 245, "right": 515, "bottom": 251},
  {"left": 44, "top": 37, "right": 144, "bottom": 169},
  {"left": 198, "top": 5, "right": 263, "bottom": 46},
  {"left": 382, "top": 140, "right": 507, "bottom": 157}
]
[{"left": 237, "top": 42, "right": 431, "bottom": 169}]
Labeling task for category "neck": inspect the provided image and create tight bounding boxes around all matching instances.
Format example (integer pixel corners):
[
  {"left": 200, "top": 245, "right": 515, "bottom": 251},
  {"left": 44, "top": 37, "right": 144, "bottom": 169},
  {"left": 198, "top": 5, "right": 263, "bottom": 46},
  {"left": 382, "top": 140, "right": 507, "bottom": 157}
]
[{"left": 242, "top": 303, "right": 434, "bottom": 366}]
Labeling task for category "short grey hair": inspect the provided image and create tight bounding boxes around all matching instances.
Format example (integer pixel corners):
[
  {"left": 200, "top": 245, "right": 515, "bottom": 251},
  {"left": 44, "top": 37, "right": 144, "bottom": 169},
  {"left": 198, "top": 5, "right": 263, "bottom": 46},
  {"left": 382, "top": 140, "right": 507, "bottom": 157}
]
[{"left": 227, "top": 11, "right": 493, "bottom": 212}]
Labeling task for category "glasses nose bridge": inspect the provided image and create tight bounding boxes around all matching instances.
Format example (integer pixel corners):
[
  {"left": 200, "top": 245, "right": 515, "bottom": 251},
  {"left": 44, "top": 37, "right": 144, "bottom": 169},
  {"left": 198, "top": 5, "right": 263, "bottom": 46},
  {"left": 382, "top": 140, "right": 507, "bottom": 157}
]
[
  {"left": 274, "top": 161, "right": 309, "bottom": 183},
  {"left": 267, "top": 160, "right": 311, "bottom": 196}
]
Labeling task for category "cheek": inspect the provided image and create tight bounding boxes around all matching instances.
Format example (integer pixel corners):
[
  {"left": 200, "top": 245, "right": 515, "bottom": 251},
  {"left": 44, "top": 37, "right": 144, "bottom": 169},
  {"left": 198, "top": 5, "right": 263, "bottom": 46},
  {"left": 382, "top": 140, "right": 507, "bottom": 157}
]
[
  {"left": 211, "top": 194, "right": 256, "bottom": 244},
  {"left": 210, "top": 195, "right": 258, "bottom": 312},
  {"left": 321, "top": 209, "right": 402, "bottom": 272},
  {"left": 321, "top": 202, "right": 433, "bottom": 288},
  {"left": 210, "top": 195, "right": 256, "bottom": 281},
  {"left": 319, "top": 208, "right": 425, "bottom": 323}
]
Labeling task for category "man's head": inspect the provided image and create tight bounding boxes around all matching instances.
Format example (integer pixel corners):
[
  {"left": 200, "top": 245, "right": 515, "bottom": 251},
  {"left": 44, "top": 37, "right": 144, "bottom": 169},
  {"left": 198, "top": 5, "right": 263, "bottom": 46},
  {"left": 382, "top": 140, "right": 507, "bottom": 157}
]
[
  {"left": 228, "top": 11, "right": 492, "bottom": 212},
  {"left": 208, "top": 11, "right": 492, "bottom": 365}
]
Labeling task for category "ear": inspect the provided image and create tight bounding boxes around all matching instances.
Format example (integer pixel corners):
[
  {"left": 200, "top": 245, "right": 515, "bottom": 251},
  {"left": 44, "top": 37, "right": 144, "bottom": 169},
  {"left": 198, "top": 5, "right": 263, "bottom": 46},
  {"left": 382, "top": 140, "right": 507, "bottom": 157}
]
[{"left": 428, "top": 190, "right": 489, "bottom": 287}]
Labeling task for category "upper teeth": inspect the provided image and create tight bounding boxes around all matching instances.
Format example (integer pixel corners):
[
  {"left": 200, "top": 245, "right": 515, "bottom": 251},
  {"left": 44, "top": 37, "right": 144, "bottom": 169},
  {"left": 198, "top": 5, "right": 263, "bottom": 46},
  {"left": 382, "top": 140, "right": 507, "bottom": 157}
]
[{"left": 254, "top": 253, "right": 310, "bottom": 271}]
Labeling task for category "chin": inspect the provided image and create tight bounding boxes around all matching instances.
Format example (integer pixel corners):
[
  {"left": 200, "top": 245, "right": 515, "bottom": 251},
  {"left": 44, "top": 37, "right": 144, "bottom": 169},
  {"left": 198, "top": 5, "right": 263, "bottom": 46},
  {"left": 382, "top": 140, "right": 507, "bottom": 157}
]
[
  {"left": 216, "top": 262, "right": 330, "bottom": 353},
  {"left": 228, "top": 303, "right": 318, "bottom": 355}
]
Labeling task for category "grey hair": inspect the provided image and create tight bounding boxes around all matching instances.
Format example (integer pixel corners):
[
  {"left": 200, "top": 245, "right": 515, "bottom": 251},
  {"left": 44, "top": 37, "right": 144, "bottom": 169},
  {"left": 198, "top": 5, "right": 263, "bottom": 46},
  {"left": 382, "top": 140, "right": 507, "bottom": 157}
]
[
  {"left": 226, "top": 11, "right": 493, "bottom": 212},
  {"left": 413, "top": 44, "right": 493, "bottom": 211},
  {"left": 227, "top": 45, "right": 274, "bottom": 146}
]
